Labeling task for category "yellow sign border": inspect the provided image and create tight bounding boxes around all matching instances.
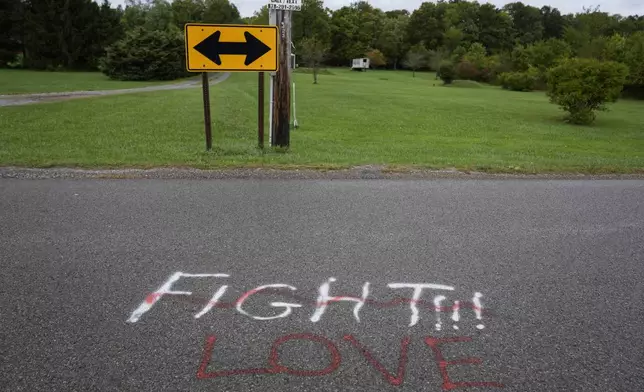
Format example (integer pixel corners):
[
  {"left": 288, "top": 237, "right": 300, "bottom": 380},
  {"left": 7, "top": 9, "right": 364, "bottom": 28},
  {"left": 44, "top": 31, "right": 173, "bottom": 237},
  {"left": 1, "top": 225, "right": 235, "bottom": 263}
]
[{"left": 185, "top": 23, "right": 279, "bottom": 73}]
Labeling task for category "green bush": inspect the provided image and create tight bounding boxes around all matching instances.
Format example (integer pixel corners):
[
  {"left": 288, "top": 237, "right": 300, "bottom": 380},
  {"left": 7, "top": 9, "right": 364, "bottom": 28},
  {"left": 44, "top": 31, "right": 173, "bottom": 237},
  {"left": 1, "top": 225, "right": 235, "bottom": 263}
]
[
  {"left": 100, "top": 27, "right": 188, "bottom": 81},
  {"left": 439, "top": 61, "right": 456, "bottom": 84},
  {"left": 498, "top": 68, "right": 539, "bottom": 91},
  {"left": 546, "top": 58, "right": 628, "bottom": 125}
]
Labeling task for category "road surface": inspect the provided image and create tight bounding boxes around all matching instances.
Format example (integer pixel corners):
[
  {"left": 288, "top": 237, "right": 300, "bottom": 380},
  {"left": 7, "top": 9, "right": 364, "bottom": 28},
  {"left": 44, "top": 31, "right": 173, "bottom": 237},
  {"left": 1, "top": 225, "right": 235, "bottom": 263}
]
[{"left": 1, "top": 178, "right": 643, "bottom": 391}]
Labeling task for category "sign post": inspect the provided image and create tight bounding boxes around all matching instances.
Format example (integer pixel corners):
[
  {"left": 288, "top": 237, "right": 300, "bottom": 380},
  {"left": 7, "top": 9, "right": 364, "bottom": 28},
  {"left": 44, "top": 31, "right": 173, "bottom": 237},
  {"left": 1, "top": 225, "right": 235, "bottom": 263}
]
[
  {"left": 185, "top": 23, "right": 279, "bottom": 151},
  {"left": 258, "top": 72, "right": 265, "bottom": 149},
  {"left": 201, "top": 72, "right": 212, "bottom": 151}
]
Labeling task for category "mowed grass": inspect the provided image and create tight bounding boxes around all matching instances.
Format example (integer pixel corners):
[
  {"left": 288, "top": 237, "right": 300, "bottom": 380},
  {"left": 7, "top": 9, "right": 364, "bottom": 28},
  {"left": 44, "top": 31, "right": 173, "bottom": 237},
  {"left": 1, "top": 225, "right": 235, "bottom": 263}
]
[
  {"left": 1, "top": 68, "right": 643, "bottom": 172},
  {"left": 0, "top": 69, "right": 194, "bottom": 94}
]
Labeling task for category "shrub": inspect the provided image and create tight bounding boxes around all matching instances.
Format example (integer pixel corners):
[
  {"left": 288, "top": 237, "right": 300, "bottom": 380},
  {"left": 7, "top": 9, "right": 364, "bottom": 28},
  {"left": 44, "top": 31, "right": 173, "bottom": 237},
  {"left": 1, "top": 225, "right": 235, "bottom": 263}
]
[
  {"left": 100, "top": 27, "right": 188, "bottom": 81},
  {"left": 455, "top": 60, "right": 480, "bottom": 81},
  {"left": 498, "top": 68, "right": 539, "bottom": 91},
  {"left": 546, "top": 58, "right": 628, "bottom": 125},
  {"left": 439, "top": 61, "right": 456, "bottom": 84}
]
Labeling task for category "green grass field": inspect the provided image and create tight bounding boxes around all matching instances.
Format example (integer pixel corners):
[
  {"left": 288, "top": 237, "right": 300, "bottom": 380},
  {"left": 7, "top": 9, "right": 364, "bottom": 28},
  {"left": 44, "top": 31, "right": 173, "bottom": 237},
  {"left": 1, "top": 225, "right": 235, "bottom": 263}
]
[
  {"left": 0, "top": 69, "right": 194, "bottom": 94},
  {"left": 1, "top": 68, "right": 643, "bottom": 173}
]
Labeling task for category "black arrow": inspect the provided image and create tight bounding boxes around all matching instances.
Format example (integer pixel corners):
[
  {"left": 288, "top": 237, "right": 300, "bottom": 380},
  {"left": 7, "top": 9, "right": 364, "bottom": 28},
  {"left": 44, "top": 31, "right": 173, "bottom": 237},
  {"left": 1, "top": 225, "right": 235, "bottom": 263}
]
[{"left": 193, "top": 31, "right": 271, "bottom": 66}]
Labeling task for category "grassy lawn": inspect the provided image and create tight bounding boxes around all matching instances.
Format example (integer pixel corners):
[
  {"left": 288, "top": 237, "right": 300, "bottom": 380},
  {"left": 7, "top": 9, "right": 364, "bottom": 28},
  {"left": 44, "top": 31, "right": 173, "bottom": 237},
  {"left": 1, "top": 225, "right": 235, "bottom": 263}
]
[
  {"left": 0, "top": 69, "right": 194, "bottom": 94},
  {"left": 1, "top": 68, "right": 643, "bottom": 173}
]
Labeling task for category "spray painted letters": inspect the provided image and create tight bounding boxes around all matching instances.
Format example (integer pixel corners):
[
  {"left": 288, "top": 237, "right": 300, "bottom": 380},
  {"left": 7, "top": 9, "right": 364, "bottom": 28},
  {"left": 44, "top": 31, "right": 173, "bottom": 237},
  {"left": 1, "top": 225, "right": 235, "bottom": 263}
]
[{"left": 126, "top": 272, "right": 488, "bottom": 331}]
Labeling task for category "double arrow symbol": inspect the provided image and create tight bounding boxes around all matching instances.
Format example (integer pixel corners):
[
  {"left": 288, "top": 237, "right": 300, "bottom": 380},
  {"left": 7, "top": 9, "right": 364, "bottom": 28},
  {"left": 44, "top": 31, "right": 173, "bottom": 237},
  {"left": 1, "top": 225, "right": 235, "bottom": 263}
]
[{"left": 194, "top": 31, "right": 272, "bottom": 66}]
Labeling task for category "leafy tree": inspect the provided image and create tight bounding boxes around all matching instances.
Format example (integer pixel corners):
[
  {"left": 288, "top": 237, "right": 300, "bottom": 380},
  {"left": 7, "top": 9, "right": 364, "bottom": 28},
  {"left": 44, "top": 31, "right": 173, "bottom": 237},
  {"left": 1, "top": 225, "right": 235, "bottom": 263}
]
[
  {"left": 504, "top": 2, "right": 544, "bottom": 45},
  {"left": 377, "top": 14, "right": 409, "bottom": 69},
  {"left": 623, "top": 32, "right": 644, "bottom": 87},
  {"left": 202, "top": 0, "right": 240, "bottom": 24},
  {"left": 245, "top": 5, "right": 269, "bottom": 25},
  {"left": 122, "top": 0, "right": 177, "bottom": 32},
  {"left": 525, "top": 38, "right": 571, "bottom": 78},
  {"left": 428, "top": 49, "right": 447, "bottom": 72},
  {"left": 546, "top": 58, "right": 628, "bottom": 124},
  {"left": 406, "top": 2, "right": 445, "bottom": 50},
  {"left": 443, "top": 27, "right": 464, "bottom": 53},
  {"left": 328, "top": 3, "right": 378, "bottom": 65},
  {"left": 366, "top": 49, "right": 386, "bottom": 68},
  {"left": 477, "top": 4, "right": 513, "bottom": 52},
  {"left": 172, "top": 0, "right": 206, "bottom": 29},
  {"left": 22, "top": 0, "right": 110, "bottom": 69},
  {"left": 540, "top": 6, "right": 567, "bottom": 39},
  {"left": 403, "top": 44, "right": 428, "bottom": 77},
  {"left": 293, "top": 0, "right": 331, "bottom": 46},
  {"left": 0, "top": 0, "right": 24, "bottom": 67},
  {"left": 300, "top": 37, "right": 329, "bottom": 84},
  {"left": 100, "top": 26, "right": 187, "bottom": 80}
]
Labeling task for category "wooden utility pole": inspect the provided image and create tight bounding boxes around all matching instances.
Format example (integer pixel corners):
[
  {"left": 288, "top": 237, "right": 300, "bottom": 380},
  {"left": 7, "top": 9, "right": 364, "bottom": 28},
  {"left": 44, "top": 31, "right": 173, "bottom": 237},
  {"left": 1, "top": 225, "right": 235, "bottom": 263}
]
[{"left": 271, "top": 10, "right": 292, "bottom": 147}]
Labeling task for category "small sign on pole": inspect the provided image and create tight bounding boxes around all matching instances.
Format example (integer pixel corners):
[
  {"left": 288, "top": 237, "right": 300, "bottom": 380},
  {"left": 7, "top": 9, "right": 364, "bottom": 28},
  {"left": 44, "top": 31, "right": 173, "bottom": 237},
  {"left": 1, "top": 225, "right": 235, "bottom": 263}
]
[{"left": 268, "top": 0, "right": 301, "bottom": 11}]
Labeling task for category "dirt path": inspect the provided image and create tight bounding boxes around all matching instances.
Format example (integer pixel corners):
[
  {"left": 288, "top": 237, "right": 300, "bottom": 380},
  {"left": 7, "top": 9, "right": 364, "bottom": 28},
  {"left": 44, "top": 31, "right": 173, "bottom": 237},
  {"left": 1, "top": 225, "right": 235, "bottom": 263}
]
[{"left": 0, "top": 72, "right": 230, "bottom": 107}]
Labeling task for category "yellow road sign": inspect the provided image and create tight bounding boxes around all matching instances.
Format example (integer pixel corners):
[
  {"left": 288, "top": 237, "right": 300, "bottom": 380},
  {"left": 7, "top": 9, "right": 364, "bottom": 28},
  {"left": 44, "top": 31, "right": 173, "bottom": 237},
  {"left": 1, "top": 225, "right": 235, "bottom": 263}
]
[{"left": 185, "top": 23, "right": 279, "bottom": 72}]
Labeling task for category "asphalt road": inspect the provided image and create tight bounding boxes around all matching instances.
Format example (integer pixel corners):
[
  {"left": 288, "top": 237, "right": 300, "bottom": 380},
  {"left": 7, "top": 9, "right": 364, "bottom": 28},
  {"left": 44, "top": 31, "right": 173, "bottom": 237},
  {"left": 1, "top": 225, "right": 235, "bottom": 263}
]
[{"left": 1, "top": 179, "right": 643, "bottom": 391}]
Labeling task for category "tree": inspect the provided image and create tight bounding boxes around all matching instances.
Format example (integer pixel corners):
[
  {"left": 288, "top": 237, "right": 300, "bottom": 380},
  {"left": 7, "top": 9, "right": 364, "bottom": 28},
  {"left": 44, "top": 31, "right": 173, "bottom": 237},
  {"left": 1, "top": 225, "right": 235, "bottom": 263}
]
[
  {"left": 546, "top": 58, "right": 628, "bottom": 124},
  {"left": 172, "top": 0, "right": 206, "bottom": 29},
  {"left": 377, "top": 14, "right": 409, "bottom": 69},
  {"left": 123, "top": 0, "right": 175, "bottom": 32},
  {"left": 477, "top": 4, "right": 513, "bottom": 52},
  {"left": 406, "top": 2, "right": 445, "bottom": 50},
  {"left": 525, "top": 38, "right": 571, "bottom": 77},
  {"left": 293, "top": 0, "right": 331, "bottom": 46},
  {"left": 202, "top": 0, "right": 240, "bottom": 24},
  {"left": 100, "top": 26, "right": 187, "bottom": 80},
  {"left": 245, "top": 5, "right": 269, "bottom": 25},
  {"left": 366, "top": 49, "right": 386, "bottom": 68},
  {"left": 623, "top": 32, "right": 644, "bottom": 87},
  {"left": 300, "top": 37, "right": 329, "bottom": 84},
  {"left": 540, "top": 6, "right": 566, "bottom": 39},
  {"left": 0, "top": 0, "right": 23, "bottom": 67},
  {"left": 403, "top": 44, "right": 428, "bottom": 77},
  {"left": 504, "top": 2, "right": 544, "bottom": 45},
  {"left": 22, "top": 0, "right": 111, "bottom": 69}
]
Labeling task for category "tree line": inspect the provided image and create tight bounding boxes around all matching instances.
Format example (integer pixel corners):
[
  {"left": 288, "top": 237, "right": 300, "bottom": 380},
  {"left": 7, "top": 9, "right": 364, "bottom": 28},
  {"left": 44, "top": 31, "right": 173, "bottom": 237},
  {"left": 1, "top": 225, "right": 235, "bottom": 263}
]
[
  {"left": 2, "top": 0, "right": 644, "bottom": 71},
  {"left": 1, "top": 0, "right": 643, "bottom": 122}
]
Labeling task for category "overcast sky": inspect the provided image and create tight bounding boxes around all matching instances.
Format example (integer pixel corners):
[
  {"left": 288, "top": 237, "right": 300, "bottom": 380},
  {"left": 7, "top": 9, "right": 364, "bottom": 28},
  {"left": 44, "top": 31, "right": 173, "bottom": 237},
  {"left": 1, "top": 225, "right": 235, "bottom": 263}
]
[{"left": 110, "top": 0, "right": 644, "bottom": 17}]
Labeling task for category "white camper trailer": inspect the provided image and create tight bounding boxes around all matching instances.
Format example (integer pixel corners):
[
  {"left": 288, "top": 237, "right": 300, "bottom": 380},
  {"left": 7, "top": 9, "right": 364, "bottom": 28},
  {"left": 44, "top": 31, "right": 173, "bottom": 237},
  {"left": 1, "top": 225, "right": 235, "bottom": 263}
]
[{"left": 351, "top": 58, "right": 370, "bottom": 71}]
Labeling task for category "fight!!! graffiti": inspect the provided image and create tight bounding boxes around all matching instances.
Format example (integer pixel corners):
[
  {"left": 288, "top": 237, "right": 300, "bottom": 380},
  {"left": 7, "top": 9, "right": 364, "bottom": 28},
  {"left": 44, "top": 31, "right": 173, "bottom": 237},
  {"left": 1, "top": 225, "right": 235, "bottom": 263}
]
[{"left": 126, "top": 272, "right": 487, "bottom": 331}]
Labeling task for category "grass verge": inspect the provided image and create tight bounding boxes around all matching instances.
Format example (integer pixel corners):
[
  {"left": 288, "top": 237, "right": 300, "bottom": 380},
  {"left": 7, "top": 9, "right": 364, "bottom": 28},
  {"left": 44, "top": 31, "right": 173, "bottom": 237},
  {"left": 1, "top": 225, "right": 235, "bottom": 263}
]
[{"left": 1, "top": 68, "right": 643, "bottom": 173}]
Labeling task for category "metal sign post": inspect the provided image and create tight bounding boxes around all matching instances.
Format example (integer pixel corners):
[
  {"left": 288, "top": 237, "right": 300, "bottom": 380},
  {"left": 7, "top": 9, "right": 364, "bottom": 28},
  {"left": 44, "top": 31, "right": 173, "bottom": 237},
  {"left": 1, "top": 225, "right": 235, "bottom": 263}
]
[{"left": 201, "top": 72, "right": 213, "bottom": 150}]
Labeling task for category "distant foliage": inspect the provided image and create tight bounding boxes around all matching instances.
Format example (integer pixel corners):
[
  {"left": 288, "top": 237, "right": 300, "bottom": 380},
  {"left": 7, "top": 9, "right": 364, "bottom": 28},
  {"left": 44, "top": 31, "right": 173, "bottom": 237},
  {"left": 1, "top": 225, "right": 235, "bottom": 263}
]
[
  {"left": 498, "top": 68, "right": 539, "bottom": 91},
  {"left": 366, "top": 49, "right": 387, "bottom": 68},
  {"left": 439, "top": 61, "right": 456, "bottom": 84},
  {"left": 100, "top": 27, "right": 188, "bottom": 81},
  {"left": 300, "top": 37, "right": 329, "bottom": 84},
  {"left": 455, "top": 60, "right": 480, "bottom": 81},
  {"left": 546, "top": 58, "right": 629, "bottom": 124},
  {"left": 403, "top": 45, "right": 429, "bottom": 77}
]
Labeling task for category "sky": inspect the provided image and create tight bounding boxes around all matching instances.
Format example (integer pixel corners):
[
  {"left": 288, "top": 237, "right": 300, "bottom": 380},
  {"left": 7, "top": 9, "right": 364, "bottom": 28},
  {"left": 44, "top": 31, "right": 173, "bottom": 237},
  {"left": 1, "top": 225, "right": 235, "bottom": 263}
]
[{"left": 110, "top": 0, "right": 644, "bottom": 17}]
